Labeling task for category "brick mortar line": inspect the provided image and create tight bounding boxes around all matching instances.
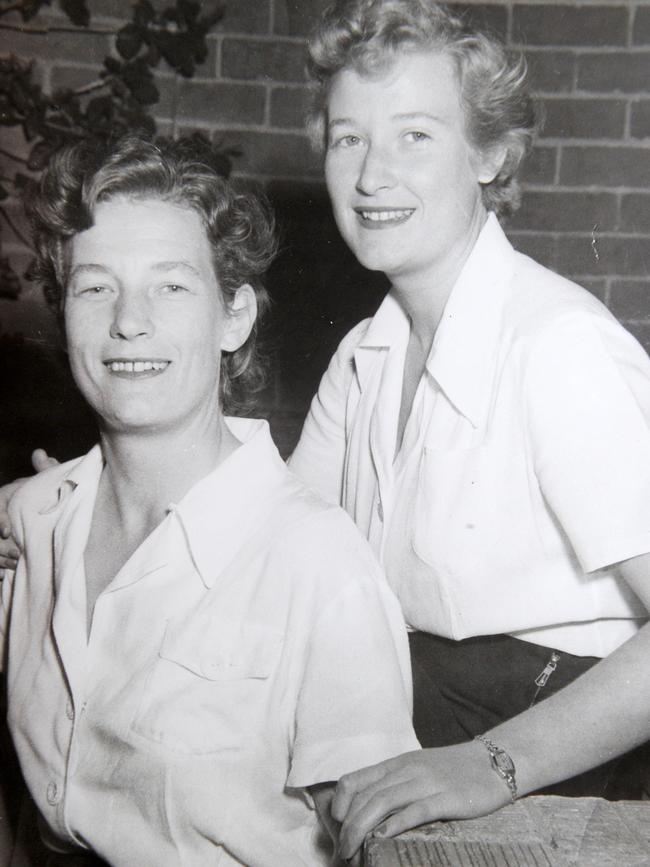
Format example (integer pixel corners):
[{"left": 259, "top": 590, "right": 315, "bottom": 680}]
[
  {"left": 522, "top": 186, "right": 650, "bottom": 193},
  {"left": 518, "top": 46, "right": 650, "bottom": 54},
  {"left": 508, "top": 229, "right": 650, "bottom": 236},
  {"left": 538, "top": 137, "right": 650, "bottom": 145},
  {"left": 215, "top": 33, "right": 307, "bottom": 47},
  {"left": 535, "top": 93, "right": 645, "bottom": 100},
  {"left": 211, "top": 33, "right": 308, "bottom": 45}
]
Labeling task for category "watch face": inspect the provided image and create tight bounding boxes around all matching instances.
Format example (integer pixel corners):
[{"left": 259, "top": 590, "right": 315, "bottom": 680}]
[{"left": 493, "top": 750, "right": 515, "bottom": 775}]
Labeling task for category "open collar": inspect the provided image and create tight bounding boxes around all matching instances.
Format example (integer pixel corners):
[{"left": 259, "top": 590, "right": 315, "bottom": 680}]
[
  {"left": 169, "top": 418, "right": 288, "bottom": 589},
  {"left": 353, "top": 214, "right": 515, "bottom": 430},
  {"left": 426, "top": 214, "right": 515, "bottom": 429},
  {"left": 38, "top": 444, "right": 104, "bottom": 517}
]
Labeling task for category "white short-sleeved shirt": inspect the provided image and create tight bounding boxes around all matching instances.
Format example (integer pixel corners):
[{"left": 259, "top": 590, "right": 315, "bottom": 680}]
[
  {"left": 1, "top": 418, "right": 418, "bottom": 867},
  {"left": 289, "top": 214, "right": 650, "bottom": 658}
]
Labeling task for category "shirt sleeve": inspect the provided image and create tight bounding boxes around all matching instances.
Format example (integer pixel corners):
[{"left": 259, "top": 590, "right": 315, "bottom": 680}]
[
  {"left": 525, "top": 312, "right": 650, "bottom": 574},
  {"left": 288, "top": 324, "right": 364, "bottom": 506},
  {"left": 0, "top": 498, "right": 23, "bottom": 672},
  {"left": 286, "top": 521, "right": 420, "bottom": 789}
]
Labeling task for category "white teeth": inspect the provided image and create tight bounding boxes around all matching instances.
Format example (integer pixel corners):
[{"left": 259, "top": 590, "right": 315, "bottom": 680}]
[
  {"left": 360, "top": 209, "right": 414, "bottom": 222},
  {"left": 107, "top": 360, "right": 168, "bottom": 372}
]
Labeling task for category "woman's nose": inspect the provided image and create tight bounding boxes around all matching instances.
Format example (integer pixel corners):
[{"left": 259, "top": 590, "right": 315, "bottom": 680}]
[
  {"left": 109, "top": 293, "right": 153, "bottom": 340},
  {"left": 356, "top": 145, "right": 397, "bottom": 195}
]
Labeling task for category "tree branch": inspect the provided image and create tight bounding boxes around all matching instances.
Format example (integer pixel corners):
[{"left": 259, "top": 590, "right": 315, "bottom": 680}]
[
  {"left": 0, "top": 20, "right": 114, "bottom": 35},
  {"left": 0, "top": 147, "right": 27, "bottom": 165},
  {"left": 71, "top": 76, "right": 113, "bottom": 96}
]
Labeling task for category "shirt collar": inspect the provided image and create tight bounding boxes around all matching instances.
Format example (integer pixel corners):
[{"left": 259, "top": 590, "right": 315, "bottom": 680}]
[
  {"left": 39, "top": 444, "right": 104, "bottom": 516},
  {"left": 354, "top": 213, "right": 515, "bottom": 428},
  {"left": 427, "top": 213, "right": 515, "bottom": 428},
  {"left": 169, "top": 418, "right": 288, "bottom": 589}
]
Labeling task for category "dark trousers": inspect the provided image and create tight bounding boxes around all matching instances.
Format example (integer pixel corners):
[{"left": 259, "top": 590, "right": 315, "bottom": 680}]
[{"left": 409, "top": 630, "right": 650, "bottom": 799}]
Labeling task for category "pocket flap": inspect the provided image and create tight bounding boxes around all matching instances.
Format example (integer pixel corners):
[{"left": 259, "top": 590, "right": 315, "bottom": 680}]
[{"left": 159, "top": 617, "right": 284, "bottom": 681}]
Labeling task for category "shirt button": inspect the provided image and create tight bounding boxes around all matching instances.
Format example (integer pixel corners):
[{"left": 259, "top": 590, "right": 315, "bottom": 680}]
[
  {"left": 376, "top": 500, "right": 384, "bottom": 522},
  {"left": 46, "top": 781, "right": 60, "bottom": 806},
  {"left": 65, "top": 702, "right": 74, "bottom": 721}
]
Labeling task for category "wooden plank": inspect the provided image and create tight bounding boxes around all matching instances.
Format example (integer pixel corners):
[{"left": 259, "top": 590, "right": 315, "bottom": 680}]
[{"left": 365, "top": 796, "right": 650, "bottom": 866}]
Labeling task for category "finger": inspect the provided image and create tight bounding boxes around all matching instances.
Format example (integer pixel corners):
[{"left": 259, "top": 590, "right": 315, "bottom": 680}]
[
  {"left": 32, "top": 449, "right": 58, "bottom": 472},
  {"left": 338, "top": 781, "right": 416, "bottom": 860},
  {"left": 0, "top": 546, "right": 20, "bottom": 569},
  {"left": 332, "top": 762, "right": 391, "bottom": 822},
  {"left": 372, "top": 796, "right": 453, "bottom": 839}
]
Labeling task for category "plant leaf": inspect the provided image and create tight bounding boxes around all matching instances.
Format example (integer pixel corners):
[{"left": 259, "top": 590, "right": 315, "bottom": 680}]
[
  {"left": 60, "top": 0, "right": 91, "bottom": 27},
  {"left": 116, "top": 24, "right": 144, "bottom": 61}
]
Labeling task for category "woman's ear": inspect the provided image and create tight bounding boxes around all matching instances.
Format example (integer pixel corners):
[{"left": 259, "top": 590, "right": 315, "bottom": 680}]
[
  {"left": 221, "top": 284, "right": 258, "bottom": 352},
  {"left": 476, "top": 144, "right": 508, "bottom": 185}
]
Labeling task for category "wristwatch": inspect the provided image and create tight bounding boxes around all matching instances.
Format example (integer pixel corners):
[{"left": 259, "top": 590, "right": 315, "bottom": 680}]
[{"left": 475, "top": 734, "right": 518, "bottom": 803}]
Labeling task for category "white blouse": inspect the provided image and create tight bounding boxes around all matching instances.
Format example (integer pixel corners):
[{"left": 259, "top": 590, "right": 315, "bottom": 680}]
[{"left": 290, "top": 215, "right": 650, "bottom": 657}]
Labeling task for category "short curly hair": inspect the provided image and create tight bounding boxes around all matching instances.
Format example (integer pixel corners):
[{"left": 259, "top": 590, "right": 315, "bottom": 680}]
[
  {"left": 308, "top": 0, "right": 537, "bottom": 217},
  {"left": 28, "top": 134, "right": 277, "bottom": 415}
]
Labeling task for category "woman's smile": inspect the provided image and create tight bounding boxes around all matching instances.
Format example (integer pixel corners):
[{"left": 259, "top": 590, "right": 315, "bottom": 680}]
[
  {"left": 354, "top": 207, "right": 415, "bottom": 228},
  {"left": 103, "top": 358, "right": 171, "bottom": 377}
]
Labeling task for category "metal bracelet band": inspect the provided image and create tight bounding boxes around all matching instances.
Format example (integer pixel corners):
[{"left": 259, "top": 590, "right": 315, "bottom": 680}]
[{"left": 475, "top": 734, "right": 518, "bottom": 804}]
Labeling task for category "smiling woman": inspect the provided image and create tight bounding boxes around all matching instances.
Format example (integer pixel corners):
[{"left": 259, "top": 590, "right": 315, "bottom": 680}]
[
  {"left": 0, "top": 135, "right": 419, "bottom": 866},
  {"left": 288, "top": 0, "right": 650, "bottom": 861},
  {"left": 64, "top": 198, "right": 245, "bottom": 437}
]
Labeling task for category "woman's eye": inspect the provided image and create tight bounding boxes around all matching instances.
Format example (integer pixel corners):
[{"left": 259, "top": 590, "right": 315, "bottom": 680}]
[
  {"left": 404, "top": 131, "right": 430, "bottom": 143},
  {"left": 160, "top": 284, "right": 188, "bottom": 295},
  {"left": 331, "top": 134, "right": 362, "bottom": 149},
  {"left": 80, "top": 285, "right": 111, "bottom": 296}
]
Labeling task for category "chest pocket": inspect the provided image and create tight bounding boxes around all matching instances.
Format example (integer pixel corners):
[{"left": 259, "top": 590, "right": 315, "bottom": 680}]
[
  {"left": 412, "top": 445, "right": 490, "bottom": 574},
  {"left": 131, "top": 617, "right": 284, "bottom": 755}
]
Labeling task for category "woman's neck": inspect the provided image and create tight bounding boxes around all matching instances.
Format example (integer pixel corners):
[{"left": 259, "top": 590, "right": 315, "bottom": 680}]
[
  {"left": 391, "top": 208, "right": 489, "bottom": 349},
  {"left": 97, "top": 413, "right": 239, "bottom": 533}
]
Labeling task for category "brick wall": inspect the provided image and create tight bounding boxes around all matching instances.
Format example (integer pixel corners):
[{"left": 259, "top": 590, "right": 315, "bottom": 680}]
[
  {"left": 0, "top": 0, "right": 649, "bottom": 469},
  {"left": 3, "top": 1, "right": 650, "bottom": 334}
]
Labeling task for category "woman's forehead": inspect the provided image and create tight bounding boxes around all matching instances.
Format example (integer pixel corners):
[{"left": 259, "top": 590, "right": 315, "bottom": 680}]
[
  {"left": 327, "top": 50, "right": 462, "bottom": 119},
  {"left": 70, "top": 198, "right": 213, "bottom": 270}
]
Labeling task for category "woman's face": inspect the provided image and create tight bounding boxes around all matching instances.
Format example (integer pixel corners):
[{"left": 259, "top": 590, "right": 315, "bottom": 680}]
[
  {"left": 325, "top": 50, "right": 497, "bottom": 287},
  {"left": 65, "top": 196, "right": 251, "bottom": 436}
]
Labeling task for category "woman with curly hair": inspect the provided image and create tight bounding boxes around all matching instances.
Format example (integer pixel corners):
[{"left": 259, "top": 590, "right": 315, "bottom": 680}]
[
  {"left": 0, "top": 134, "right": 418, "bottom": 866},
  {"left": 287, "top": 0, "right": 650, "bottom": 858}
]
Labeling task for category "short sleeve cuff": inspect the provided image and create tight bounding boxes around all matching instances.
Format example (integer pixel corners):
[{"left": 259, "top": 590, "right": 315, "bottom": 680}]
[
  {"left": 578, "top": 530, "right": 650, "bottom": 575},
  {"left": 286, "top": 731, "right": 421, "bottom": 789}
]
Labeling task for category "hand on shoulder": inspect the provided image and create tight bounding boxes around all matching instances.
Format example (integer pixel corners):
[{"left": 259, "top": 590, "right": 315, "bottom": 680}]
[{"left": 0, "top": 449, "right": 59, "bottom": 577}]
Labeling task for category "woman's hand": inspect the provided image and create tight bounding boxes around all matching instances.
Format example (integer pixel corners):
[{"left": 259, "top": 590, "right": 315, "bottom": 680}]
[
  {"left": 332, "top": 741, "right": 512, "bottom": 861},
  {"left": 0, "top": 449, "right": 58, "bottom": 576}
]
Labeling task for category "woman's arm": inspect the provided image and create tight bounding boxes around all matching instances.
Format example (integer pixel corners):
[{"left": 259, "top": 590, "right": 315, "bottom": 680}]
[{"left": 332, "top": 550, "right": 650, "bottom": 861}]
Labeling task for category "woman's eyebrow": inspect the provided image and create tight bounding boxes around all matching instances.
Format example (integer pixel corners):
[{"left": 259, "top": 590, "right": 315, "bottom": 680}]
[
  {"left": 69, "top": 263, "right": 112, "bottom": 280},
  {"left": 392, "top": 112, "right": 444, "bottom": 124},
  {"left": 152, "top": 260, "right": 202, "bottom": 277},
  {"left": 328, "top": 117, "right": 356, "bottom": 130}
]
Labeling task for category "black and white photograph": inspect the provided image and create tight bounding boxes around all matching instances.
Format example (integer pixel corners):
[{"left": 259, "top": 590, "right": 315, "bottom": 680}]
[{"left": 0, "top": 1, "right": 649, "bottom": 864}]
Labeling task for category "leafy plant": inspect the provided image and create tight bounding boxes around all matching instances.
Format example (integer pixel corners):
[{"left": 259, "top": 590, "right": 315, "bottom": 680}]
[{"left": 0, "top": 0, "right": 236, "bottom": 300}]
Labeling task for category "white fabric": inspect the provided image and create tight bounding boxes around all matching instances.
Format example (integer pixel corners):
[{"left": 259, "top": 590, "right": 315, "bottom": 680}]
[
  {"left": 289, "top": 215, "right": 650, "bottom": 657},
  {"left": 1, "top": 418, "right": 418, "bottom": 867}
]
